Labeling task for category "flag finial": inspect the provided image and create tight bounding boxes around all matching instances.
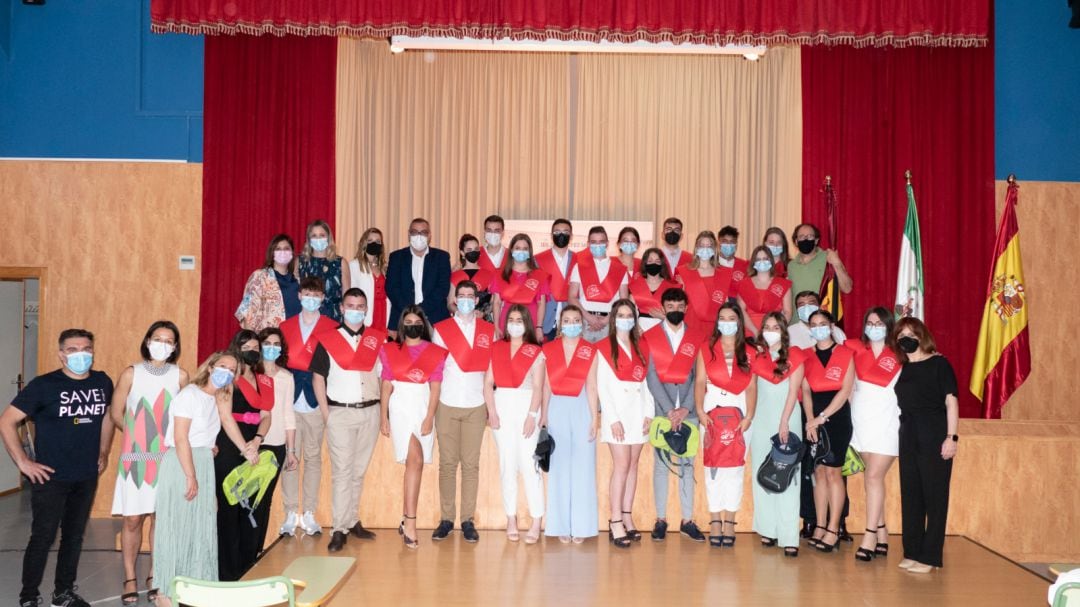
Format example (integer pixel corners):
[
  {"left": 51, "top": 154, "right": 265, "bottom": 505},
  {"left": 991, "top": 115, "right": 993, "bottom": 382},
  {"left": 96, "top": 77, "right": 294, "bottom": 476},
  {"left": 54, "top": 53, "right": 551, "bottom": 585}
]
[
  {"left": 1007, "top": 173, "right": 1017, "bottom": 185},
  {"left": 825, "top": 175, "right": 831, "bottom": 186},
  {"left": 905, "top": 170, "right": 912, "bottom": 185}
]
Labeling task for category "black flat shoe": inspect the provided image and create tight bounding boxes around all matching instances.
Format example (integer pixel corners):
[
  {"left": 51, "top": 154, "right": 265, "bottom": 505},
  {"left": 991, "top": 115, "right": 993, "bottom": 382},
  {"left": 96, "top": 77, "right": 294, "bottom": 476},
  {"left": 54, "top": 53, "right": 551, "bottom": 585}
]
[
  {"left": 609, "top": 520, "right": 631, "bottom": 548},
  {"left": 432, "top": 519, "right": 454, "bottom": 541},
  {"left": 815, "top": 529, "right": 840, "bottom": 553},
  {"left": 708, "top": 520, "right": 723, "bottom": 548},
  {"left": 121, "top": 578, "right": 138, "bottom": 605},
  {"left": 679, "top": 520, "right": 706, "bottom": 543},
  {"left": 623, "top": 511, "right": 642, "bottom": 541},
  {"left": 327, "top": 531, "right": 347, "bottom": 552},
  {"left": 462, "top": 520, "right": 480, "bottom": 543},
  {"left": 350, "top": 521, "right": 376, "bottom": 540},
  {"left": 651, "top": 519, "right": 668, "bottom": 542}
]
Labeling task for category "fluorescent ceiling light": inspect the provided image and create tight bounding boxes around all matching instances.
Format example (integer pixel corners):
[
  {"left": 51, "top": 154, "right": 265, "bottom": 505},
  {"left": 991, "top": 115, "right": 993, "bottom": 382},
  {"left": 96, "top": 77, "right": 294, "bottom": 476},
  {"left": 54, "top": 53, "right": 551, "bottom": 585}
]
[{"left": 389, "top": 35, "right": 766, "bottom": 57}]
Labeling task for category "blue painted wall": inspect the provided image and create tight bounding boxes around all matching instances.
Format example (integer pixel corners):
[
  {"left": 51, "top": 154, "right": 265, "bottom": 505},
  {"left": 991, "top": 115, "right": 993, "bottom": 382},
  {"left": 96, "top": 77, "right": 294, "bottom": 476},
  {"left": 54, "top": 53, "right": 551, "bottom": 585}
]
[
  {"left": 0, "top": 0, "right": 203, "bottom": 161},
  {"left": 995, "top": 1, "right": 1080, "bottom": 182}
]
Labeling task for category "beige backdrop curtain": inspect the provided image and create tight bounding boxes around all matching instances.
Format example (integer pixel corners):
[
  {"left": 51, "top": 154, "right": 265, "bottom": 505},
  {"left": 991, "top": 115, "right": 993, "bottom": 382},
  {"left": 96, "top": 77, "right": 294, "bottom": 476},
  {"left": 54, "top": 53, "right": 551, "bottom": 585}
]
[{"left": 336, "top": 38, "right": 801, "bottom": 260}]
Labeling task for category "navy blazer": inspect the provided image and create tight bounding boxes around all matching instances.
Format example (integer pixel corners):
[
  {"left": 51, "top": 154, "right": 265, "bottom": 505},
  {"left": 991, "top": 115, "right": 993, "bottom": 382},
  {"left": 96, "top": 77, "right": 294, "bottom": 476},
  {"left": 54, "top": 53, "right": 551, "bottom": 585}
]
[{"left": 386, "top": 246, "right": 452, "bottom": 329}]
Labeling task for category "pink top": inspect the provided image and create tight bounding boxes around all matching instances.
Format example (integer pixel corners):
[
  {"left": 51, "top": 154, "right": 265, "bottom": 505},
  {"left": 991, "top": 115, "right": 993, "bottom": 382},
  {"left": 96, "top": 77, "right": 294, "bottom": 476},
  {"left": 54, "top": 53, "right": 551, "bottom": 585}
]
[
  {"left": 378, "top": 341, "right": 446, "bottom": 382},
  {"left": 491, "top": 270, "right": 552, "bottom": 329}
]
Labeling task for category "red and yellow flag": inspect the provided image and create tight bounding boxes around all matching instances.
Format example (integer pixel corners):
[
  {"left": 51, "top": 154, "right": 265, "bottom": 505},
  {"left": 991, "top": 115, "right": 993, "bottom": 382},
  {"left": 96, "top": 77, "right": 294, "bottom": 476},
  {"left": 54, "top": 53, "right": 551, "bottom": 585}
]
[{"left": 970, "top": 178, "right": 1031, "bottom": 418}]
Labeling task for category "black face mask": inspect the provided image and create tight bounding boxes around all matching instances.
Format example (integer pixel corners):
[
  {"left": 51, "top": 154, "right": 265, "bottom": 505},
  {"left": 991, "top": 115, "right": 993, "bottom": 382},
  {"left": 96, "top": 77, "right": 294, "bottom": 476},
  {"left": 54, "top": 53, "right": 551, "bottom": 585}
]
[
  {"left": 463, "top": 250, "right": 481, "bottom": 264},
  {"left": 796, "top": 239, "right": 817, "bottom": 255},
  {"left": 643, "top": 263, "right": 664, "bottom": 277},
  {"left": 898, "top": 336, "right": 920, "bottom": 354},
  {"left": 365, "top": 242, "right": 384, "bottom": 256},
  {"left": 664, "top": 231, "right": 682, "bottom": 246},
  {"left": 241, "top": 350, "right": 261, "bottom": 367},
  {"left": 551, "top": 232, "right": 571, "bottom": 249},
  {"left": 403, "top": 324, "right": 425, "bottom": 340},
  {"left": 665, "top": 311, "right": 685, "bottom": 326}
]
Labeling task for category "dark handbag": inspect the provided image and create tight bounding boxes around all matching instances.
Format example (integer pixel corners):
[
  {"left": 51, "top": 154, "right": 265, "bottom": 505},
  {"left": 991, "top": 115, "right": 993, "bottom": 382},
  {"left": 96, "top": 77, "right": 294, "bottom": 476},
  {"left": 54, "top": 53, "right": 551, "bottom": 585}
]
[
  {"left": 533, "top": 426, "right": 555, "bottom": 473},
  {"left": 808, "top": 424, "right": 832, "bottom": 468},
  {"left": 756, "top": 433, "right": 805, "bottom": 494}
]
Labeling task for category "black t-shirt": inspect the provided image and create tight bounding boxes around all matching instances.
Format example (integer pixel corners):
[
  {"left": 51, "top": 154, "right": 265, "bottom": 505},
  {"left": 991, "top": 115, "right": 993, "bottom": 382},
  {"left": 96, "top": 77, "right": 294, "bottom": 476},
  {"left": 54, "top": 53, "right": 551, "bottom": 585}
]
[
  {"left": 895, "top": 355, "right": 958, "bottom": 417},
  {"left": 12, "top": 369, "right": 113, "bottom": 482}
]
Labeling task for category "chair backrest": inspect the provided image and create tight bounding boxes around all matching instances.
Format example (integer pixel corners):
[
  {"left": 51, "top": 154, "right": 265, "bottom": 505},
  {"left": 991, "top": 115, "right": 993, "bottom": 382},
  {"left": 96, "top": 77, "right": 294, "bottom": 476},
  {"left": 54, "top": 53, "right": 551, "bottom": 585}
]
[
  {"left": 1054, "top": 582, "right": 1080, "bottom": 607},
  {"left": 170, "top": 575, "right": 296, "bottom": 607}
]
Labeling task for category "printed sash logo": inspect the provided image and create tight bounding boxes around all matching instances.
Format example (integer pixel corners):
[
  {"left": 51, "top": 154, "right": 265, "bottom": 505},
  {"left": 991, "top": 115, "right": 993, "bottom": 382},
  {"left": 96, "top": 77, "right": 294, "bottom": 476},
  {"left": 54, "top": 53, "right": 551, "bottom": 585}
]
[
  {"left": 362, "top": 335, "right": 380, "bottom": 350},
  {"left": 878, "top": 357, "right": 897, "bottom": 372},
  {"left": 406, "top": 368, "right": 425, "bottom": 383},
  {"left": 678, "top": 343, "right": 697, "bottom": 357},
  {"left": 825, "top": 366, "right": 843, "bottom": 382},
  {"left": 585, "top": 284, "right": 602, "bottom": 299},
  {"left": 525, "top": 279, "right": 540, "bottom": 291},
  {"left": 476, "top": 334, "right": 491, "bottom": 349}
]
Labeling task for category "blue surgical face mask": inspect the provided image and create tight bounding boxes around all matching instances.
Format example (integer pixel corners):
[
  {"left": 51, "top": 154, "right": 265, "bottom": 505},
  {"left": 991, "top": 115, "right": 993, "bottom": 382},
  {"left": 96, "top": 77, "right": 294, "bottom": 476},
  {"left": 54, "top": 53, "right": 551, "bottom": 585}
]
[
  {"left": 615, "top": 317, "right": 636, "bottom": 332},
  {"left": 809, "top": 325, "right": 832, "bottom": 342},
  {"left": 767, "top": 244, "right": 784, "bottom": 257},
  {"left": 619, "top": 242, "right": 639, "bottom": 255},
  {"left": 865, "top": 325, "right": 888, "bottom": 342},
  {"left": 344, "top": 309, "right": 366, "bottom": 325},
  {"left": 561, "top": 322, "right": 583, "bottom": 338},
  {"left": 719, "top": 243, "right": 737, "bottom": 258},
  {"left": 210, "top": 367, "right": 235, "bottom": 389},
  {"left": 261, "top": 344, "right": 282, "bottom": 362},
  {"left": 65, "top": 351, "right": 93, "bottom": 375},
  {"left": 717, "top": 321, "right": 739, "bottom": 336},
  {"left": 456, "top": 297, "right": 476, "bottom": 315},
  {"left": 696, "top": 247, "right": 715, "bottom": 261},
  {"left": 310, "top": 237, "right": 329, "bottom": 252},
  {"left": 511, "top": 250, "right": 530, "bottom": 264},
  {"left": 589, "top": 244, "right": 607, "bottom": 259},
  {"left": 753, "top": 259, "right": 773, "bottom": 273},
  {"left": 300, "top": 296, "right": 322, "bottom": 313},
  {"left": 797, "top": 304, "right": 819, "bottom": 324}
]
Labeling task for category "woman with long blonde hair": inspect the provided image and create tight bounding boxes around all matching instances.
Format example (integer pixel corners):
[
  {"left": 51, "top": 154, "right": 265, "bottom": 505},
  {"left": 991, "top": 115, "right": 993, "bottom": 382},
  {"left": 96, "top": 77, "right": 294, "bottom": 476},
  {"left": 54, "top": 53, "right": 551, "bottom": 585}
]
[
  {"left": 349, "top": 227, "right": 390, "bottom": 330},
  {"left": 299, "top": 219, "right": 349, "bottom": 322}
]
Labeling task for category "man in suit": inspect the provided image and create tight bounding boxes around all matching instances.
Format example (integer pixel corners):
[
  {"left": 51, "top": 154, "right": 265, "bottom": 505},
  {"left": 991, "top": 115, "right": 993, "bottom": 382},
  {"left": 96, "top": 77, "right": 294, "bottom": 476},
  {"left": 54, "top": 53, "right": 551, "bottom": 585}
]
[{"left": 386, "top": 217, "right": 452, "bottom": 334}]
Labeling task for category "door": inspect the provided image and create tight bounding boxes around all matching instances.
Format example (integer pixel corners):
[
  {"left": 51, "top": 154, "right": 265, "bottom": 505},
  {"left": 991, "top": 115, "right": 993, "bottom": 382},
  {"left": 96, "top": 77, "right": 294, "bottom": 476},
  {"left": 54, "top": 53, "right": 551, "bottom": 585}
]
[{"left": 0, "top": 279, "right": 25, "bottom": 492}]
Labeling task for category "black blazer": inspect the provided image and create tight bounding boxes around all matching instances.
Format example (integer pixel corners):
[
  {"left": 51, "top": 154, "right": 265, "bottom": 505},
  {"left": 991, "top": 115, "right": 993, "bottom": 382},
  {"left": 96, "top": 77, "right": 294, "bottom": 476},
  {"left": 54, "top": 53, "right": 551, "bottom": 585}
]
[{"left": 386, "top": 246, "right": 452, "bottom": 329}]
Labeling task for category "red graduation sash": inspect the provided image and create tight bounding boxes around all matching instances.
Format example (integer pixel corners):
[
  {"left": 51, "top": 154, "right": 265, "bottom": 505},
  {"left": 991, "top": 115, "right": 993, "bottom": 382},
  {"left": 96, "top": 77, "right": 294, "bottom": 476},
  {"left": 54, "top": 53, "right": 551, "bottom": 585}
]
[
  {"left": 384, "top": 342, "right": 448, "bottom": 384},
  {"left": 543, "top": 338, "right": 597, "bottom": 396},
  {"left": 628, "top": 277, "right": 681, "bottom": 316},
  {"left": 728, "top": 257, "right": 749, "bottom": 287},
  {"left": 497, "top": 269, "right": 549, "bottom": 304},
  {"left": 752, "top": 347, "right": 806, "bottom": 384},
  {"left": 434, "top": 318, "right": 494, "bottom": 372},
  {"left": 642, "top": 324, "right": 704, "bottom": 384},
  {"left": 802, "top": 345, "right": 855, "bottom": 392},
  {"left": 848, "top": 342, "right": 901, "bottom": 387},
  {"left": 575, "top": 252, "right": 626, "bottom": 304},
  {"left": 663, "top": 249, "right": 693, "bottom": 276},
  {"left": 478, "top": 247, "right": 507, "bottom": 272},
  {"left": 491, "top": 341, "right": 542, "bottom": 388},
  {"left": 536, "top": 249, "right": 575, "bottom": 302},
  {"left": 597, "top": 338, "right": 649, "bottom": 382},
  {"left": 236, "top": 375, "right": 275, "bottom": 411},
  {"left": 678, "top": 266, "right": 734, "bottom": 324},
  {"left": 704, "top": 343, "right": 755, "bottom": 394},
  {"left": 737, "top": 277, "right": 792, "bottom": 315},
  {"left": 318, "top": 327, "right": 387, "bottom": 372},
  {"left": 280, "top": 315, "right": 338, "bottom": 372},
  {"left": 451, "top": 268, "right": 495, "bottom": 292},
  {"left": 613, "top": 256, "right": 641, "bottom": 280}
]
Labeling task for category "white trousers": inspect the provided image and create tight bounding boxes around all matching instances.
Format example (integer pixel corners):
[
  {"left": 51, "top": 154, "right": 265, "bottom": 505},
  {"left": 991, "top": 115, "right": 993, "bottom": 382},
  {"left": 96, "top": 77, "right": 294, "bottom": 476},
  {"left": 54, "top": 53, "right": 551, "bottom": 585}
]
[{"left": 491, "top": 388, "right": 545, "bottom": 518}]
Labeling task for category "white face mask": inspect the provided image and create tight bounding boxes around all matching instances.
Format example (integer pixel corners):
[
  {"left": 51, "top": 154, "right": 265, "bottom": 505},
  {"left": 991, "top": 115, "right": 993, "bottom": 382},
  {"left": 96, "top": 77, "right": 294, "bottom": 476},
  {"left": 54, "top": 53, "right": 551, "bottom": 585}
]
[
  {"left": 485, "top": 232, "right": 502, "bottom": 247},
  {"left": 410, "top": 234, "right": 429, "bottom": 251},
  {"left": 148, "top": 341, "right": 175, "bottom": 362},
  {"left": 506, "top": 322, "right": 526, "bottom": 338},
  {"left": 761, "top": 330, "right": 782, "bottom": 346}
]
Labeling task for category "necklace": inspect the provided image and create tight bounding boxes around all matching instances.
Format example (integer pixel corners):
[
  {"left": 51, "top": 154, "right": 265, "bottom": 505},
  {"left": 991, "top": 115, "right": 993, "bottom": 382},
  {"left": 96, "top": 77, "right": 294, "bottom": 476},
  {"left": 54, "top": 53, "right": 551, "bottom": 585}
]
[{"left": 142, "top": 361, "right": 170, "bottom": 376}]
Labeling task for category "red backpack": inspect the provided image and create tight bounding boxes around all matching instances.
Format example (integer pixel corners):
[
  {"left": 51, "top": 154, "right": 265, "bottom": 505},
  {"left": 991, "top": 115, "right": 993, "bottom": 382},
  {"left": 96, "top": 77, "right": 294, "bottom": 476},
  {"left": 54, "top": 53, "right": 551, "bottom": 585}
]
[{"left": 703, "top": 407, "right": 746, "bottom": 468}]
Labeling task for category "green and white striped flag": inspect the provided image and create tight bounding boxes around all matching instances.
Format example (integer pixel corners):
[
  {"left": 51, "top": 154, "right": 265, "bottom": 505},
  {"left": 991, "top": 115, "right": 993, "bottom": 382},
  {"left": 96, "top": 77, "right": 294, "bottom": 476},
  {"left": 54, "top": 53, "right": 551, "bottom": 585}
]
[{"left": 894, "top": 178, "right": 924, "bottom": 319}]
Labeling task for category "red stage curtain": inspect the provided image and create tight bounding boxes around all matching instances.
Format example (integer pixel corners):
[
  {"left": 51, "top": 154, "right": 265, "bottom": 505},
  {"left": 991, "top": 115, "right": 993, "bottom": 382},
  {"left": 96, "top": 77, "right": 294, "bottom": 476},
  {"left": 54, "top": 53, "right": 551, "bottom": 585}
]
[
  {"left": 199, "top": 35, "right": 337, "bottom": 359},
  {"left": 152, "top": 0, "right": 989, "bottom": 48},
  {"left": 801, "top": 46, "right": 995, "bottom": 418}
]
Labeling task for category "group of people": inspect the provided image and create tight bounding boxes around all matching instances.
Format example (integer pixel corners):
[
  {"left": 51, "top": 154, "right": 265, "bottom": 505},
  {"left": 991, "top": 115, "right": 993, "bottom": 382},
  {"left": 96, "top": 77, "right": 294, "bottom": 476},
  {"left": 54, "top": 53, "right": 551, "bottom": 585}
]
[{"left": 0, "top": 215, "right": 961, "bottom": 607}]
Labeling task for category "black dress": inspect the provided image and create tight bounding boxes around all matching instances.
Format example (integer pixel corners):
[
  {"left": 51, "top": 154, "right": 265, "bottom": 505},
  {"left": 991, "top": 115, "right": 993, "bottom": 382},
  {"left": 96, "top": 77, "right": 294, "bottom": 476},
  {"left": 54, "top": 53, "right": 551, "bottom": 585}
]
[
  {"left": 214, "top": 384, "right": 263, "bottom": 581},
  {"left": 809, "top": 344, "right": 853, "bottom": 468}
]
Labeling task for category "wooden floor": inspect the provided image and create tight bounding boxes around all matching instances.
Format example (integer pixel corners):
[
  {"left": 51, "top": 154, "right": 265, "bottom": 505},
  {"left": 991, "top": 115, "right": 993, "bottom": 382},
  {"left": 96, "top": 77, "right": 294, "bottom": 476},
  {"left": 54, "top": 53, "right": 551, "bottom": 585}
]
[{"left": 245, "top": 531, "right": 1050, "bottom": 606}]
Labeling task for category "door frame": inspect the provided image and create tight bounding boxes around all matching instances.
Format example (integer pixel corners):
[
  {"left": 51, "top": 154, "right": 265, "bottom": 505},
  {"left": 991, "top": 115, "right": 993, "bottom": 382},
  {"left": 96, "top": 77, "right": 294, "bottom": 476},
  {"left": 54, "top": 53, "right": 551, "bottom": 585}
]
[{"left": 0, "top": 266, "right": 47, "bottom": 387}]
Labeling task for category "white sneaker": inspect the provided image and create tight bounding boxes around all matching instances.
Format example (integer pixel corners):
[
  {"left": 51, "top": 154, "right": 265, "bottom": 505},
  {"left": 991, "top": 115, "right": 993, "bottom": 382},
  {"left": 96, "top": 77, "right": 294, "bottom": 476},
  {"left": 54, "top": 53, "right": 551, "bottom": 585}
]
[
  {"left": 279, "top": 512, "right": 298, "bottom": 536},
  {"left": 299, "top": 511, "right": 322, "bottom": 536}
]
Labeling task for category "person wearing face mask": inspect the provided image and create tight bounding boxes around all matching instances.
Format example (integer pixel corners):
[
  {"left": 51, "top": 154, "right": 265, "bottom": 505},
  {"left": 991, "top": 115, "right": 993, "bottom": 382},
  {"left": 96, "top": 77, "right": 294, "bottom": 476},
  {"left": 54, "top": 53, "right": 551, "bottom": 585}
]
[
  {"left": 695, "top": 304, "right": 756, "bottom": 548},
  {"left": 676, "top": 230, "right": 734, "bottom": 337},
  {"left": 109, "top": 321, "right": 189, "bottom": 605},
  {"left": 299, "top": 219, "right": 350, "bottom": 323},
  {"left": 215, "top": 330, "right": 272, "bottom": 581},
  {"left": 659, "top": 217, "right": 693, "bottom": 275},
  {"left": 449, "top": 234, "right": 495, "bottom": 321},
  {"left": 387, "top": 217, "right": 452, "bottom": 331},
  {"left": 893, "top": 318, "right": 959, "bottom": 574},
  {"left": 799, "top": 310, "right": 855, "bottom": 554},
  {"left": 737, "top": 245, "right": 793, "bottom": 336},
  {"left": 716, "top": 226, "right": 750, "bottom": 295},
  {"left": 2, "top": 329, "right": 116, "bottom": 607},
  {"left": 308, "top": 289, "right": 387, "bottom": 552},
  {"left": 847, "top": 307, "right": 902, "bottom": 563},
  {"left": 569, "top": 226, "right": 630, "bottom": 343},
  {"left": 642, "top": 288, "right": 707, "bottom": 543},
  {"left": 379, "top": 306, "right": 448, "bottom": 548},
  {"left": 614, "top": 226, "right": 643, "bottom": 280},
  {"left": 250, "top": 328, "right": 297, "bottom": 555},
  {"left": 788, "top": 291, "right": 848, "bottom": 349},
  {"left": 151, "top": 352, "right": 248, "bottom": 607},
  {"left": 492, "top": 233, "right": 551, "bottom": 341},
  {"left": 349, "top": 227, "right": 391, "bottom": 330},
  {"left": 236, "top": 234, "right": 300, "bottom": 331},
  {"left": 536, "top": 219, "right": 577, "bottom": 340},
  {"left": 431, "top": 282, "right": 496, "bottom": 543},
  {"left": 484, "top": 304, "right": 547, "bottom": 543},
  {"left": 597, "top": 300, "right": 654, "bottom": 548},
  {"left": 478, "top": 214, "right": 508, "bottom": 272},
  {"left": 787, "top": 223, "right": 852, "bottom": 323},
  {"left": 542, "top": 306, "right": 600, "bottom": 543},
  {"left": 628, "top": 247, "right": 682, "bottom": 332},
  {"left": 762, "top": 227, "right": 791, "bottom": 279}
]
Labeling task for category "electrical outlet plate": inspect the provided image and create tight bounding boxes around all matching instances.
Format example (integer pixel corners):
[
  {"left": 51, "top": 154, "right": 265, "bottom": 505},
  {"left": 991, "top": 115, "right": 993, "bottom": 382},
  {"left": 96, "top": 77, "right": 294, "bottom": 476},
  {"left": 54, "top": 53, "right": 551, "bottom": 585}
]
[{"left": 179, "top": 255, "right": 196, "bottom": 270}]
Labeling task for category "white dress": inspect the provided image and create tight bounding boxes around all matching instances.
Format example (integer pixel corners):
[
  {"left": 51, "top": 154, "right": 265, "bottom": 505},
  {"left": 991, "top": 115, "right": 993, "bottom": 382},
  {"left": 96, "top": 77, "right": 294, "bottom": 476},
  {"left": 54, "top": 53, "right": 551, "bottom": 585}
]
[
  {"left": 598, "top": 342, "right": 654, "bottom": 445},
  {"left": 112, "top": 364, "right": 180, "bottom": 516},
  {"left": 850, "top": 373, "right": 900, "bottom": 456},
  {"left": 388, "top": 381, "right": 436, "bottom": 464}
]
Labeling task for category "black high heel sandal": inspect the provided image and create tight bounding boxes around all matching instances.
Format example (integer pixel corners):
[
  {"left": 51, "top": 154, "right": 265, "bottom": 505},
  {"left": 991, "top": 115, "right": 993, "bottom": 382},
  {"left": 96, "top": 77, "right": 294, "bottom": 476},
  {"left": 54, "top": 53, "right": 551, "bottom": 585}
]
[
  {"left": 760, "top": 536, "right": 777, "bottom": 547},
  {"left": 721, "top": 521, "right": 736, "bottom": 547},
  {"left": 875, "top": 524, "right": 889, "bottom": 556},
  {"left": 855, "top": 528, "right": 877, "bottom": 562},
  {"left": 783, "top": 547, "right": 799, "bottom": 558},
  {"left": 622, "top": 511, "right": 642, "bottom": 541},
  {"left": 708, "top": 520, "right": 724, "bottom": 547},
  {"left": 815, "top": 528, "right": 840, "bottom": 553},
  {"left": 608, "top": 520, "right": 631, "bottom": 548},
  {"left": 807, "top": 525, "right": 828, "bottom": 548},
  {"left": 121, "top": 578, "right": 138, "bottom": 605},
  {"left": 146, "top": 576, "right": 158, "bottom": 603},
  {"left": 401, "top": 515, "right": 418, "bottom": 549}
]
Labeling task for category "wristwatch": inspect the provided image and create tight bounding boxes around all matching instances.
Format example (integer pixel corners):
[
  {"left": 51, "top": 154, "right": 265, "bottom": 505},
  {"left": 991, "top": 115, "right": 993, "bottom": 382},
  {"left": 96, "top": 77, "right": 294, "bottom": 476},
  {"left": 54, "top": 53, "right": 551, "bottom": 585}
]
[{"left": 947, "top": 434, "right": 959, "bottom": 442}]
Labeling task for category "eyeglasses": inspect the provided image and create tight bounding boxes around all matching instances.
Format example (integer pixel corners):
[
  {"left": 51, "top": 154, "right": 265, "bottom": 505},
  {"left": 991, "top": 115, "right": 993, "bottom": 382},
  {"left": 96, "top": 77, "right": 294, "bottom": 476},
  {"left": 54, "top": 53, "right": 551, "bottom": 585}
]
[{"left": 408, "top": 229, "right": 431, "bottom": 236}]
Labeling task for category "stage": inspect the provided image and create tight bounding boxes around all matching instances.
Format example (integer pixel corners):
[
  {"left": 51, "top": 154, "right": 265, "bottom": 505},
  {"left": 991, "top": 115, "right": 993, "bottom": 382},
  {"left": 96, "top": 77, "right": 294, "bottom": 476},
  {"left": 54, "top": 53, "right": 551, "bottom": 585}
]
[{"left": 244, "top": 531, "right": 1050, "bottom": 606}]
